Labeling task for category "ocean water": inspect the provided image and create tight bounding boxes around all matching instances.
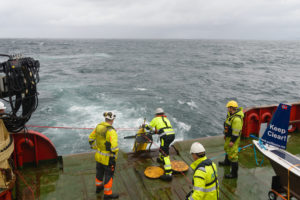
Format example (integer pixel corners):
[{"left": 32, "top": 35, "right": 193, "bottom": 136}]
[{"left": 0, "top": 39, "right": 300, "bottom": 155}]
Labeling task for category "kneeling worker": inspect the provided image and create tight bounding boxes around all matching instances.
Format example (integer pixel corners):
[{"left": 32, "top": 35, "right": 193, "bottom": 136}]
[
  {"left": 89, "top": 111, "right": 119, "bottom": 199},
  {"left": 186, "top": 142, "right": 219, "bottom": 200},
  {"left": 144, "top": 108, "right": 175, "bottom": 181}
]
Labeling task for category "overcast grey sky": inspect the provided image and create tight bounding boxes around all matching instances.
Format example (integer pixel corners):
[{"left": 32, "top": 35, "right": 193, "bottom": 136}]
[{"left": 1, "top": 0, "right": 300, "bottom": 39}]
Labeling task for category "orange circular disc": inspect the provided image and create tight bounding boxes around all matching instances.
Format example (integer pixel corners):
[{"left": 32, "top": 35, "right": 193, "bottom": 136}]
[
  {"left": 171, "top": 160, "right": 189, "bottom": 172},
  {"left": 144, "top": 166, "right": 164, "bottom": 178}
]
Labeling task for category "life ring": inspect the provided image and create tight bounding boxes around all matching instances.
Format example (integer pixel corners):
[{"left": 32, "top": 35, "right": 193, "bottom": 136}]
[
  {"left": 261, "top": 112, "right": 272, "bottom": 123},
  {"left": 248, "top": 112, "right": 259, "bottom": 122},
  {"left": 16, "top": 138, "right": 34, "bottom": 168}
]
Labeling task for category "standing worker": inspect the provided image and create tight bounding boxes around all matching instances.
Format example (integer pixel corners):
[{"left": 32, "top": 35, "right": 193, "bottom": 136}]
[
  {"left": 144, "top": 108, "right": 175, "bottom": 181},
  {"left": 89, "top": 111, "right": 119, "bottom": 199},
  {"left": 218, "top": 100, "right": 244, "bottom": 179},
  {"left": 186, "top": 142, "right": 219, "bottom": 200}
]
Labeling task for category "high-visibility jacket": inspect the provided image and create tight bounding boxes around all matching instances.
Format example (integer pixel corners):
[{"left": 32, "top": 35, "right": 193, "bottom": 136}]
[
  {"left": 224, "top": 107, "right": 244, "bottom": 138},
  {"left": 89, "top": 122, "right": 119, "bottom": 166},
  {"left": 188, "top": 156, "right": 219, "bottom": 200},
  {"left": 223, "top": 107, "right": 244, "bottom": 162},
  {"left": 146, "top": 115, "right": 175, "bottom": 137}
]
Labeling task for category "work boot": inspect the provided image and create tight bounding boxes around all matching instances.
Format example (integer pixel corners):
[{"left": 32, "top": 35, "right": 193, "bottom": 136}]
[
  {"left": 156, "top": 157, "right": 164, "bottom": 164},
  {"left": 160, "top": 174, "right": 172, "bottom": 182},
  {"left": 104, "top": 193, "right": 119, "bottom": 199},
  {"left": 225, "top": 162, "right": 238, "bottom": 179},
  {"left": 96, "top": 186, "right": 104, "bottom": 193},
  {"left": 218, "top": 155, "right": 231, "bottom": 166}
]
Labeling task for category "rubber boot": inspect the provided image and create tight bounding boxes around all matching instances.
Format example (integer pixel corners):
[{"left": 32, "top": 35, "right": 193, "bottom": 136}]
[
  {"left": 96, "top": 186, "right": 104, "bottom": 193},
  {"left": 218, "top": 155, "right": 231, "bottom": 166},
  {"left": 160, "top": 174, "right": 172, "bottom": 182},
  {"left": 104, "top": 193, "right": 119, "bottom": 199},
  {"left": 225, "top": 162, "right": 238, "bottom": 179}
]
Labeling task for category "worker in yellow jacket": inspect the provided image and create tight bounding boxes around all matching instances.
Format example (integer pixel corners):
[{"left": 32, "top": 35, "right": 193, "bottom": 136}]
[
  {"left": 186, "top": 142, "right": 219, "bottom": 200},
  {"left": 144, "top": 108, "right": 175, "bottom": 181},
  {"left": 218, "top": 100, "right": 244, "bottom": 179},
  {"left": 89, "top": 111, "right": 119, "bottom": 199}
]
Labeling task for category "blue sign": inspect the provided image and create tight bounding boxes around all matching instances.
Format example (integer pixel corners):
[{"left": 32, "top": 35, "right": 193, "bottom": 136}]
[{"left": 261, "top": 103, "right": 291, "bottom": 150}]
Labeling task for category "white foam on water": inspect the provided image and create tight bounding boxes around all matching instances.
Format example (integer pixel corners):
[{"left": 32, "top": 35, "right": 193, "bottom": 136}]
[
  {"left": 63, "top": 101, "right": 192, "bottom": 153},
  {"left": 134, "top": 88, "right": 147, "bottom": 91},
  {"left": 187, "top": 100, "right": 198, "bottom": 109},
  {"left": 172, "top": 117, "right": 191, "bottom": 132},
  {"left": 177, "top": 99, "right": 198, "bottom": 109},
  {"left": 45, "top": 95, "right": 151, "bottom": 154},
  {"left": 177, "top": 100, "right": 185, "bottom": 104},
  {"left": 169, "top": 117, "right": 191, "bottom": 142}
]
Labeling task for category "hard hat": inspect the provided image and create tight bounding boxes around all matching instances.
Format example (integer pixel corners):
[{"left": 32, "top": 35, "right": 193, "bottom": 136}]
[
  {"left": 103, "top": 111, "right": 116, "bottom": 120},
  {"left": 155, "top": 108, "right": 164, "bottom": 114},
  {"left": 0, "top": 102, "right": 6, "bottom": 110},
  {"left": 226, "top": 100, "right": 238, "bottom": 108},
  {"left": 190, "top": 142, "right": 205, "bottom": 154}
]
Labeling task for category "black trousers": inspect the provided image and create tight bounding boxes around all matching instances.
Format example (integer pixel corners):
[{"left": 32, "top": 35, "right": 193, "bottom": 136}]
[
  {"left": 96, "top": 158, "right": 115, "bottom": 195},
  {"left": 160, "top": 134, "right": 175, "bottom": 156}
]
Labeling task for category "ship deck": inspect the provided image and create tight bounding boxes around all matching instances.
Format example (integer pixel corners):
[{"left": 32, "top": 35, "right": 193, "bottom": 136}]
[{"left": 14, "top": 132, "right": 300, "bottom": 200}]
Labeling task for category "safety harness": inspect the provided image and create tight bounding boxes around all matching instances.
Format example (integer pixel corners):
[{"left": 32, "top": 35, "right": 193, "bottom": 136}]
[
  {"left": 224, "top": 111, "right": 242, "bottom": 138},
  {"left": 158, "top": 116, "right": 173, "bottom": 136},
  {"left": 104, "top": 126, "right": 119, "bottom": 157}
]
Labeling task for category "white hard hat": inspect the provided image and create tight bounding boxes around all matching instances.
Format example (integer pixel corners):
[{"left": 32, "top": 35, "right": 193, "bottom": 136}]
[
  {"left": 103, "top": 111, "right": 116, "bottom": 120},
  {"left": 0, "top": 102, "right": 6, "bottom": 110},
  {"left": 190, "top": 142, "right": 205, "bottom": 154},
  {"left": 155, "top": 108, "right": 164, "bottom": 114}
]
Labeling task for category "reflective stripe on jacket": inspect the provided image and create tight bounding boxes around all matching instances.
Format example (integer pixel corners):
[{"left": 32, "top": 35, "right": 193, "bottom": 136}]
[
  {"left": 88, "top": 121, "right": 119, "bottom": 165},
  {"left": 189, "top": 156, "right": 219, "bottom": 200},
  {"left": 147, "top": 115, "right": 175, "bottom": 136}
]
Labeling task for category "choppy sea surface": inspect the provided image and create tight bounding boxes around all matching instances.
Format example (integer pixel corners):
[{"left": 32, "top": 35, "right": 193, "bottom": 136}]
[{"left": 0, "top": 39, "right": 299, "bottom": 155}]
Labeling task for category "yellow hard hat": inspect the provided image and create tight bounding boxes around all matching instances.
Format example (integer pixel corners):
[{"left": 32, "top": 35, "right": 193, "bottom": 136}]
[{"left": 226, "top": 100, "right": 238, "bottom": 108}]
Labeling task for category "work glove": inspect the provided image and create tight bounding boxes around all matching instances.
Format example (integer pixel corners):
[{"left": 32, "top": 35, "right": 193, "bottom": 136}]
[{"left": 109, "top": 157, "right": 116, "bottom": 166}]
